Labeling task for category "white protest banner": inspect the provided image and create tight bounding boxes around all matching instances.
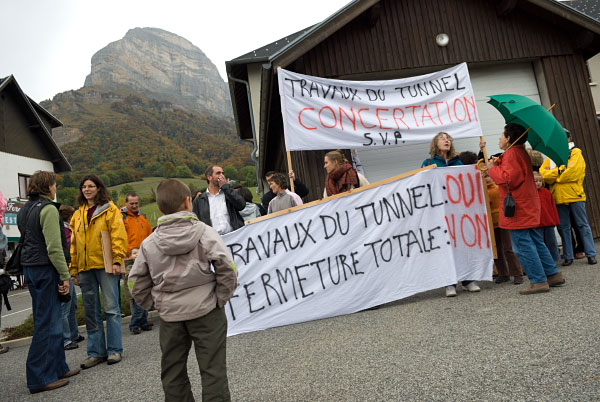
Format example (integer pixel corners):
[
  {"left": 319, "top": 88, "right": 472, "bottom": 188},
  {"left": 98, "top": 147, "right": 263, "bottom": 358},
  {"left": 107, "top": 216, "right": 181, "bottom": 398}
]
[
  {"left": 223, "top": 165, "right": 493, "bottom": 336},
  {"left": 278, "top": 63, "right": 482, "bottom": 151}
]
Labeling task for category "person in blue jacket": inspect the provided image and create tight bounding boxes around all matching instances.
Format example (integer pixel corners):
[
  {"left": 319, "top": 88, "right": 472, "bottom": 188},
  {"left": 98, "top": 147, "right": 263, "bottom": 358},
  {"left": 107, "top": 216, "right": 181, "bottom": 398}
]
[{"left": 421, "top": 132, "right": 480, "bottom": 297}]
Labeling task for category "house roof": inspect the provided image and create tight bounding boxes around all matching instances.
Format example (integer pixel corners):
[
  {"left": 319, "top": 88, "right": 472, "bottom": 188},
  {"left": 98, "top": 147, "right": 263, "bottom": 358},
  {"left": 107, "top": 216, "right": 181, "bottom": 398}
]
[
  {"left": 0, "top": 75, "right": 71, "bottom": 172},
  {"left": 561, "top": 0, "right": 600, "bottom": 22},
  {"left": 228, "top": 0, "right": 600, "bottom": 70}
]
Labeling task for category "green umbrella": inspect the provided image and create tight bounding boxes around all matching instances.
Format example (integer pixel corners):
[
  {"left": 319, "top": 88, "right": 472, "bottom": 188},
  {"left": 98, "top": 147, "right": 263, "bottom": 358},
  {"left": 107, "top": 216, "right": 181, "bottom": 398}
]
[{"left": 488, "top": 94, "right": 569, "bottom": 166}]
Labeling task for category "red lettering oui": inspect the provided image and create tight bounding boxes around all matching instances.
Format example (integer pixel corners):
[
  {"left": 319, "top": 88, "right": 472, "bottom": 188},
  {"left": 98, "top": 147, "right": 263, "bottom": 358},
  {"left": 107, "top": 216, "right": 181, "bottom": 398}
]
[
  {"left": 445, "top": 213, "right": 490, "bottom": 249},
  {"left": 445, "top": 172, "right": 483, "bottom": 208}
]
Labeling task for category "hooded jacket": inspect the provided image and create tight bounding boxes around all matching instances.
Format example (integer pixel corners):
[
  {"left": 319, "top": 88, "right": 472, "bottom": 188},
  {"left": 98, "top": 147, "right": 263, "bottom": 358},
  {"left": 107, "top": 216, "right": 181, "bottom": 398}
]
[
  {"left": 488, "top": 145, "right": 540, "bottom": 229},
  {"left": 539, "top": 147, "right": 586, "bottom": 204},
  {"left": 69, "top": 201, "right": 128, "bottom": 276},
  {"left": 128, "top": 211, "right": 238, "bottom": 322}
]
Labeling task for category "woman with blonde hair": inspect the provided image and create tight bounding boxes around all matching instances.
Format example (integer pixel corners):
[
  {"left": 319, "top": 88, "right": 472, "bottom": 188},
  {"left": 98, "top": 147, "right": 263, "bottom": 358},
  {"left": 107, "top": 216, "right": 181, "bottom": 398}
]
[
  {"left": 323, "top": 150, "right": 369, "bottom": 198},
  {"left": 421, "top": 133, "right": 480, "bottom": 296},
  {"left": 421, "top": 132, "right": 463, "bottom": 167},
  {"left": 70, "top": 174, "right": 127, "bottom": 369}
]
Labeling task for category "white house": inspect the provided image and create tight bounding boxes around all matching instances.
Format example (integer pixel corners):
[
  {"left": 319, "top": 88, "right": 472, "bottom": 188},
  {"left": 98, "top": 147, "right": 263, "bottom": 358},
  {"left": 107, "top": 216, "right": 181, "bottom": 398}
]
[{"left": 0, "top": 75, "right": 71, "bottom": 244}]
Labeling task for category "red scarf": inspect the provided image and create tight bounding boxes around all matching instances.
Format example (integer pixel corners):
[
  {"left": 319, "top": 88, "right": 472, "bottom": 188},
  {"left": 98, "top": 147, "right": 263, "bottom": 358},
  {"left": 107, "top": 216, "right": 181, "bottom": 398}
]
[{"left": 325, "top": 163, "right": 358, "bottom": 196}]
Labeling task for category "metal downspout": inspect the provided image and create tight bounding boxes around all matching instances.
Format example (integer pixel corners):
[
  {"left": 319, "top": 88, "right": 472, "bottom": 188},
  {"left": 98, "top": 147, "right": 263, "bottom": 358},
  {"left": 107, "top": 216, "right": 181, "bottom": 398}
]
[{"left": 227, "top": 74, "right": 260, "bottom": 192}]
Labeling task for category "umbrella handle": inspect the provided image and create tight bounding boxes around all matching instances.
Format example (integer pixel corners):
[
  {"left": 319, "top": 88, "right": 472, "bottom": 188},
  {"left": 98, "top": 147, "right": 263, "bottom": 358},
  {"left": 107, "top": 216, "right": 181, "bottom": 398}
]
[{"left": 476, "top": 159, "right": 488, "bottom": 172}]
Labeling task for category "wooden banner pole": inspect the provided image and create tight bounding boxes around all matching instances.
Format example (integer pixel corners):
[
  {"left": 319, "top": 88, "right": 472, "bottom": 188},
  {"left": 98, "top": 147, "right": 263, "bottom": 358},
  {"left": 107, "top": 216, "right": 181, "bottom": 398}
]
[
  {"left": 286, "top": 150, "right": 295, "bottom": 193},
  {"left": 479, "top": 136, "right": 498, "bottom": 259}
]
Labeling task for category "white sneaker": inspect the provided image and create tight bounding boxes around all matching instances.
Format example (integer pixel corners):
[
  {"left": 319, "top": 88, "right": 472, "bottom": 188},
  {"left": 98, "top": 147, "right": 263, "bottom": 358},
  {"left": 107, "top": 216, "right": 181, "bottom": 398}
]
[
  {"left": 464, "top": 282, "right": 481, "bottom": 292},
  {"left": 445, "top": 286, "right": 457, "bottom": 297}
]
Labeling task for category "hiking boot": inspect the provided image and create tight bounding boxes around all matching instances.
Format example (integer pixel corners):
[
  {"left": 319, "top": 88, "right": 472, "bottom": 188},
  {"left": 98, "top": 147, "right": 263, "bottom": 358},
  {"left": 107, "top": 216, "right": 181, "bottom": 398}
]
[
  {"left": 513, "top": 275, "right": 524, "bottom": 285},
  {"left": 495, "top": 276, "right": 510, "bottom": 284},
  {"left": 80, "top": 356, "right": 107, "bottom": 369},
  {"left": 59, "top": 368, "right": 81, "bottom": 379},
  {"left": 130, "top": 327, "right": 142, "bottom": 335},
  {"left": 562, "top": 259, "right": 573, "bottom": 266},
  {"left": 74, "top": 335, "right": 85, "bottom": 343},
  {"left": 445, "top": 286, "right": 457, "bottom": 297},
  {"left": 107, "top": 353, "right": 122, "bottom": 365},
  {"left": 464, "top": 282, "right": 480, "bottom": 292},
  {"left": 0, "top": 345, "right": 8, "bottom": 354},
  {"left": 588, "top": 256, "right": 597, "bottom": 265},
  {"left": 64, "top": 341, "right": 78, "bottom": 350},
  {"left": 29, "top": 379, "right": 69, "bottom": 394},
  {"left": 141, "top": 324, "right": 153, "bottom": 331},
  {"left": 519, "top": 282, "right": 550, "bottom": 295},
  {"left": 547, "top": 272, "right": 566, "bottom": 287}
]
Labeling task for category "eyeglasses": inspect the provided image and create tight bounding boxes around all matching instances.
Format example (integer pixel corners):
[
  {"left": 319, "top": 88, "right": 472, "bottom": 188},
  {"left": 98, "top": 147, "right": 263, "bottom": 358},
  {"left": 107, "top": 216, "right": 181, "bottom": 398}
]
[{"left": 81, "top": 185, "right": 97, "bottom": 189}]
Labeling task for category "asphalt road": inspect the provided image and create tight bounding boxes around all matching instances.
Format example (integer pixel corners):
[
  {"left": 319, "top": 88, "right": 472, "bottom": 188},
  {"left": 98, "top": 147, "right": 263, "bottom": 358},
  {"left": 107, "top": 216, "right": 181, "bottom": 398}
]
[{"left": 1, "top": 256, "right": 599, "bottom": 401}]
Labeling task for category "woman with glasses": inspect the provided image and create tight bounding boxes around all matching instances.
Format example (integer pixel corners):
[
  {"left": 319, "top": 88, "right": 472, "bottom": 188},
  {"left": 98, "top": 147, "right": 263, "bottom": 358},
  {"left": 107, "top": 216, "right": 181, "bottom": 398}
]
[{"left": 69, "top": 174, "right": 127, "bottom": 369}]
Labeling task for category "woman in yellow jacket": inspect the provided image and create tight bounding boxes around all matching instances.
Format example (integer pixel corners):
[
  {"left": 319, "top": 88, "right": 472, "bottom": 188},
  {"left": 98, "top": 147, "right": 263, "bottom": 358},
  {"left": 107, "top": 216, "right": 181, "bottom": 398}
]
[
  {"left": 540, "top": 131, "right": 597, "bottom": 266},
  {"left": 70, "top": 174, "right": 127, "bottom": 369}
]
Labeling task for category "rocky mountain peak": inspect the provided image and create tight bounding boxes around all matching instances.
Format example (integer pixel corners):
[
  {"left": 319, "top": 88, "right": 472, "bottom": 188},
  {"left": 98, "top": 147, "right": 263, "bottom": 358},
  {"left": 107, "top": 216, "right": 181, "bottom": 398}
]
[{"left": 84, "top": 27, "right": 231, "bottom": 117}]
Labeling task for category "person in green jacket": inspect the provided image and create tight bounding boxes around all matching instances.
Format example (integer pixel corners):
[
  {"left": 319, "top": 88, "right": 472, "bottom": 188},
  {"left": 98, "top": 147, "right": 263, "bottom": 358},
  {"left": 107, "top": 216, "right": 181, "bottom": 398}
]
[{"left": 17, "top": 171, "right": 80, "bottom": 393}]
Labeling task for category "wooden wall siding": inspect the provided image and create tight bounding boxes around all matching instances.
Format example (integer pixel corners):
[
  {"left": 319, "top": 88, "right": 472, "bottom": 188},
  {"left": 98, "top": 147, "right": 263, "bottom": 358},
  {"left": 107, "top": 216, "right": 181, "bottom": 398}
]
[
  {"left": 541, "top": 54, "right": 600, "bottom": 237},
  {"left": 3, "top": 93, "right": 49, "bottom": 161},
  {"left": 299, "top": 0, "right": 575, "bottom": 78}
]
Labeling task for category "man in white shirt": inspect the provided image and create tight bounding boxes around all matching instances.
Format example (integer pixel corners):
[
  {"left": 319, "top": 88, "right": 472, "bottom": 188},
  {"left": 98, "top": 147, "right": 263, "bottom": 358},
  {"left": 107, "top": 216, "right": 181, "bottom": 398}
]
[{"left": 192, "top": 165, "right": 246, "bottom": 234}]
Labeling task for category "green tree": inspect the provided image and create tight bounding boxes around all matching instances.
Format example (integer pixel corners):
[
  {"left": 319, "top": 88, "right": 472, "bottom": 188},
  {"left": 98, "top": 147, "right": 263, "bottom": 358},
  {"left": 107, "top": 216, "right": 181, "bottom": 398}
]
[
  {"left": 99, "top": 174, "right": 111, "bottom": 187},
  {"left": 223, "top": 165, "right": 238, "bottom": 180},
  {"left": 57, "top": 187, "right": 79, "bottom": 207},
  {"left": 120, "top": 184, "right": 135, "bottom": 196},
  {"left": 162, "top": 162, "right": 176, "bottom": 178},
  {"left": 175, "top": 165, "right": 194, "bottom": 178},
  {"left": 240, "top": 165, "right": 257, "bottom": 186},
  {"left": 111, "top": 190, "right": 119, "bottom": 202}
]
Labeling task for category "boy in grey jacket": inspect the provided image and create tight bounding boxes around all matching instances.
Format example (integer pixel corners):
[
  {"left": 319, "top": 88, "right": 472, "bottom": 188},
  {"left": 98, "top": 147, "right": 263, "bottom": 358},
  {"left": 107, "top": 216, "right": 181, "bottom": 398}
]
[{"left": 128, "top": 179, "right": 238, "bottom": 402}]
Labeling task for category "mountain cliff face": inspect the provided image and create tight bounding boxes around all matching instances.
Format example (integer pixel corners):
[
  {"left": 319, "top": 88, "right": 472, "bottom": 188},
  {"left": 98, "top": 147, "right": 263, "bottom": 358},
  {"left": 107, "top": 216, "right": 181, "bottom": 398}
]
[{"left": 84, "top": 27, "right": 231, "bottom": 117}]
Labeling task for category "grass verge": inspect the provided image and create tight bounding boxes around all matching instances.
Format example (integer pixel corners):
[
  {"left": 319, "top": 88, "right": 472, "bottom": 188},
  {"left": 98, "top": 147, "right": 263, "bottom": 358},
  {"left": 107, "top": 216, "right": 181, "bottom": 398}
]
[{"left": 1, "top": 285, "right": 132, "bottom": 341}]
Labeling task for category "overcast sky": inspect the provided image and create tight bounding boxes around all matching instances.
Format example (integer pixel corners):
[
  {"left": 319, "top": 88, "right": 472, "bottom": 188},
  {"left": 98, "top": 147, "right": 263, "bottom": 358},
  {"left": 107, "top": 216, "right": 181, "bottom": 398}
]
[{"left": 1, "top": 0, "right": 350, "bottom": 102}]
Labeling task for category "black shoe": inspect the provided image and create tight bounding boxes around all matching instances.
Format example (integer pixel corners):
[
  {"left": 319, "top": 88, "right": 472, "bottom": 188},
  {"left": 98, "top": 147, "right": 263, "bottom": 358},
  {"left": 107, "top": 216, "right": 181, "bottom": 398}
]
[
  {"left": 64, "top": 342, "right": 79, "bottom": 350},
  {"left": 588, "top": 256, "right": 597, "bottom": 265},
  {"left": 74, "top": 335, "right": 85, "bottom": 343},
  {"left": 141, "top": 324, "right": 153, "bottom": 331},
  {"left": 130, "top": 327, "right": 142, "bottom": 335},
  {"left": 562, "top": 259, "right": 573, "bottom": 266}
]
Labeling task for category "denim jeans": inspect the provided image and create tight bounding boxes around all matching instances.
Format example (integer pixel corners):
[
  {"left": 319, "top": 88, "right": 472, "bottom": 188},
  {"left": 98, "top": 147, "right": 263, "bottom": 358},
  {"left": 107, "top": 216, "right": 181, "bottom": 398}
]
[
  {"left": 79, "top": 269, "right": 123, "bottom": 357},
  {"left": 538, "top": 227, "right": 560, "bottom": 262},
  {"left": 557, "top": 202, "right": 597, "bottom": 259},
  {"left": 61, "top": 278, "right": 79, "bottom": 346},
  {"left": 130, "top": 299, "right": 149, "bottom": 330},
  {"left": 510, "top": 228, "right": 559, "bottom": 283},
  {"left": 23, "top": 265, "right": 70, "bottom": 390}
]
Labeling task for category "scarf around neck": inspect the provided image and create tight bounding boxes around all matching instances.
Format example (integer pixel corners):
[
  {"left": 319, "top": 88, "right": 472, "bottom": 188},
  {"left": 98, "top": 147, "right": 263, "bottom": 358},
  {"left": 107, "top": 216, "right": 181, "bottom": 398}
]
[{"left": 325, "top": 163, "right": 358, "bottom": 196}]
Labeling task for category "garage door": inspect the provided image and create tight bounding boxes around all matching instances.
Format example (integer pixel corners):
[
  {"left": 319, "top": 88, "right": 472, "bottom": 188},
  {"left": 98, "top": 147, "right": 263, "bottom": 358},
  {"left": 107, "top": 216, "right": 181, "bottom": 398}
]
[{"left": 356, "top": 63, "right": 542, "bottom": 182}]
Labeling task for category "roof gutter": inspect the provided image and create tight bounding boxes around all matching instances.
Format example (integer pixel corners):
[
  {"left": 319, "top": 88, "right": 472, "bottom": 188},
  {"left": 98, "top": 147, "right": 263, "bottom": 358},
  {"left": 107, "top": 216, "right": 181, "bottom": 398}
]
[
  {"left": 227, "top": 73, "right": 260, "bottom": 191},
  {"left": 527, "top": 0, "right": 600, "bottom": 35}
]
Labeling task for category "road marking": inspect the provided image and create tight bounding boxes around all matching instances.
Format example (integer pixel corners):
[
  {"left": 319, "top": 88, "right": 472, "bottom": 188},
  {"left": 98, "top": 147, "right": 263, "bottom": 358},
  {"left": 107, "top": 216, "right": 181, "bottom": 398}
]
[{"left": 2, "top": 307, "right": 32, "bottom": 318}]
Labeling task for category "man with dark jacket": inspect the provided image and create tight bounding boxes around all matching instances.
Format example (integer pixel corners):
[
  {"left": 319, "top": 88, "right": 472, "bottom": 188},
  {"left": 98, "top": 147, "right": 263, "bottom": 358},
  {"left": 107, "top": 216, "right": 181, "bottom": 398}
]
[{"left": 193, "top": 165, "right": 246, "bottom": 234}]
